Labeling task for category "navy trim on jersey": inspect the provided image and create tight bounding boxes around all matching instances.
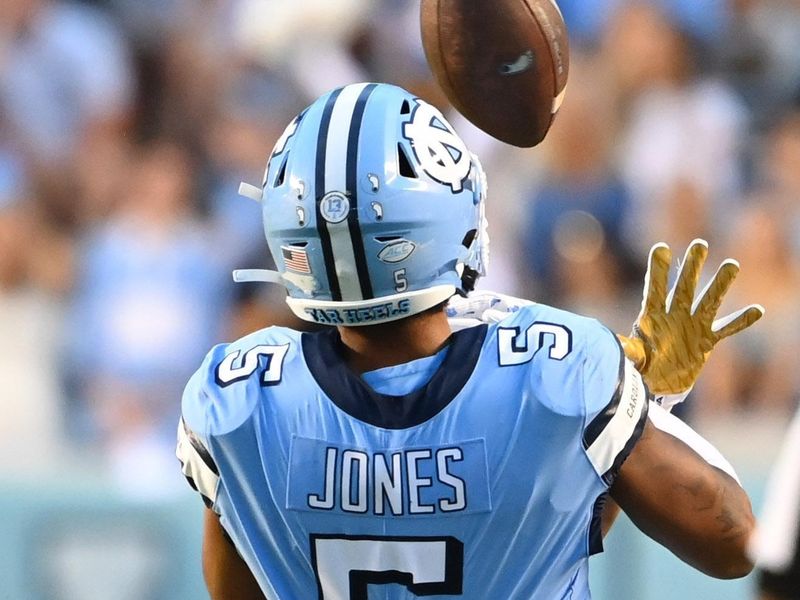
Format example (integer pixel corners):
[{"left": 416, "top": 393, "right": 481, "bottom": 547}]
[
  {"left": 601, "top": 397, "right": 649, "bottom": 486},
  {"left": 582, "top": 332, "right": 626, "bottom": 449},
  {"left": 182, "top": 418, "right": 219, "bottom": 476},
  {"left": 581, "top": 331, "right": 650, "bottom": 486},
  {"left": 588, "top": 492, "right": 608, "bottom": 556},
  {"left": 301, "top": 324, "right": 488, "bottom": 429},
  {"left": 181, "top": 475, "right": 213, "bottom": 508},
  {"left": 316, "top": 88, "right": 344, "bottom": 301},
  {"left": 346, "top": 83, "right": 378, "bottom": 300}
]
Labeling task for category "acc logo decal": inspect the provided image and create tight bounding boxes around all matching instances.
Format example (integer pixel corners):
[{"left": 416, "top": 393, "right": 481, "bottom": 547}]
[
  {"left": 402, "top": 101, "right": 471, "bottom": 193},
  {"left": 319, "top": 192, "right": 350, "bottom": 223},
  {"left": 377, "top": 240, "right": 416, "bottom": 264}
]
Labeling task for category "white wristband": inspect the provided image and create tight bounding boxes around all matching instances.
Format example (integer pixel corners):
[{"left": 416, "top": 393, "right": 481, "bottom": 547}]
[{"left": 653, "top": 387, "right": 692, "bottom": 413}]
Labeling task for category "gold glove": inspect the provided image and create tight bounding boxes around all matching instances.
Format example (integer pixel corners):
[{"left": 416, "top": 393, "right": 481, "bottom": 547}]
[{"left": 618, "top": 239, "right": 764, "bottom": 400}]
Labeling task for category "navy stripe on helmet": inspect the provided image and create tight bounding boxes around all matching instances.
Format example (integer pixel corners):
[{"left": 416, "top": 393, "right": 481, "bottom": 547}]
[
  {"left": 315, "top": 88, "right": 344, "bottom": 301},
  {"left": 346, "top": 83, "right": 378, "bottom": 300}
]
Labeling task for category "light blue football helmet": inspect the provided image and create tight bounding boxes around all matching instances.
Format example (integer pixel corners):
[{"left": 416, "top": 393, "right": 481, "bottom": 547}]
[{"left": 236, "top": 83, "right": 489, "bottom": 326}]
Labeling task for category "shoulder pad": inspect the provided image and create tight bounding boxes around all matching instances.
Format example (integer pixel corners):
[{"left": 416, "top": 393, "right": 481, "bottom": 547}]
[
  {"left": 181, "top": 326, "right": 302, "bottom": 437},
  {"left": 492, "top": 304, "right": 609, "bottom": 417},
  {"left": 491, "top": 304, "right": 648, "bottom": 485}
]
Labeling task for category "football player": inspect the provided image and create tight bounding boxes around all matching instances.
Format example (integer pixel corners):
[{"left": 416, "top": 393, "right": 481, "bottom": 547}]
[
  {"left": 177, "top": 83, "right": 763, "bottom": 599},
  {"left": 751, "top": 407, "right": 800, "bottom": 600}
]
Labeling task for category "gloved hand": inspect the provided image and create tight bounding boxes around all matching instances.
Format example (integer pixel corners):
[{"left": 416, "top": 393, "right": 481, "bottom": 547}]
[
  {"left": 618, "top": 239, "right": 764, "bottom": 410},
  {"left": 446, "top": 239, "right": 764, "bottom": 411}
]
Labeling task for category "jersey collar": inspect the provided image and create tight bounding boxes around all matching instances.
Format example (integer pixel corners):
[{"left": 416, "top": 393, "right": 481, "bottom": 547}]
[{"left": 301, "top": 324, "right": 488, "bottom": 429}]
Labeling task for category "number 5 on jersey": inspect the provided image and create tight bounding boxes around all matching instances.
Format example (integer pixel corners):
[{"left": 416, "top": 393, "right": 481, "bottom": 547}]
[
  {"left": 498, "top": 322, "right": 572, "bottom": 366},
  {"left": 215, "top": 344, "right": 289, "bottom": 387},
  {"left": 312, "top": 535, "right": 463, "bottom": 599}
]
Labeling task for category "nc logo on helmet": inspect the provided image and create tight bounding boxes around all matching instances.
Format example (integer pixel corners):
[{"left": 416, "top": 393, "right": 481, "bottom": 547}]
[
  {"left": 320, "top": 192, "right": 350, "bottom": 223},
  {"left": 402, "top": 101, "right": 471, "bottom": 193}
]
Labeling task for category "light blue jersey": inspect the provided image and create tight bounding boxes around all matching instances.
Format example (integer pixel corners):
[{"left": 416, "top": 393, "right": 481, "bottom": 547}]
[{"left": 177, "top": 304, "right": 649, "bottom": 599}]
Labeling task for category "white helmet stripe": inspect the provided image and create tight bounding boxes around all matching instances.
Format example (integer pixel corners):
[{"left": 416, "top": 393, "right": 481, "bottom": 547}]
[
  {"left": 345, "top": 84, "right": 379, "bottom": 300},
  {"left": 325, "top": 83, "right": 368, "bottom": 194},
  {"left": 319, "top": 83, "right": 373, "bottom": 302}
]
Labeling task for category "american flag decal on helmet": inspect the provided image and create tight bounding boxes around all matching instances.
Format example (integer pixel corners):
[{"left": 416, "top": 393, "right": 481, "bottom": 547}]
[{"left": 282, "top": 246, "right": 311, "bottom": 274}]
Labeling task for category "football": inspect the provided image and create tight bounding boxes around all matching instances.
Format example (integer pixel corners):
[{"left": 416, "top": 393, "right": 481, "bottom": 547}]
[{"left": 420, "top": 0, "right": 569, "bottom": 148}]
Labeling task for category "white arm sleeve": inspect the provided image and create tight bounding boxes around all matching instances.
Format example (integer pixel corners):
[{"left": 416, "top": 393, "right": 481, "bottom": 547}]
[{"left": 647, "top": 402, "right": 741, "bottom": 485}]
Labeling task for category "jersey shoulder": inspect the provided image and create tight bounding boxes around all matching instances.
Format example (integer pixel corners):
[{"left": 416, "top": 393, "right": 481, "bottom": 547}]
[
  {"left": 492, "top": 303, "right": 623, "bottom": 417},
  {"left": 178, "top": 325, "right": 306, "bottom": 508},
  {"left": 181, "top": 325, "right": 304, "bottom": 438},
  {"left": 499, "top": 302, "right": 615, "bottom": 345},
  {"left": 489, "top": 303, "right": 649, "bottom": 485}
]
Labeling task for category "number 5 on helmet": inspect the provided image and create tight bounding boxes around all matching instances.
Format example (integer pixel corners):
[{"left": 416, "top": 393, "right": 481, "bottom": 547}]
[{"left": 618, "top": 239, "right": 765, "bottom": 410}]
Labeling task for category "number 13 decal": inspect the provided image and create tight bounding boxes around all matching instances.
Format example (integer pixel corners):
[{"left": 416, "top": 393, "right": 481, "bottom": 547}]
[{"left": 311, "top": 535, "right": 463, "bottom": 599}]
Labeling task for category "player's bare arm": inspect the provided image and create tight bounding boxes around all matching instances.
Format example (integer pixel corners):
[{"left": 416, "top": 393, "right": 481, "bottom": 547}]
[
  {"left": 203, "top": 509, "right": 266, "bottom": 600},
  {"left": 610, "top": 419, "right": 755, "bottom": 579}
]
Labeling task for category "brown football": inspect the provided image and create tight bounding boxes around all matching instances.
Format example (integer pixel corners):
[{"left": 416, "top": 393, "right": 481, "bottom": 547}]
[{"left": 420, "top": 0, "right": 569, "bottom": 148}]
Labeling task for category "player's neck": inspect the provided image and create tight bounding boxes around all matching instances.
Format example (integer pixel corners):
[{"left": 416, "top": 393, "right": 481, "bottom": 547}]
[{"left": 337, "top": 309, "right": 452, "bottom": 374}]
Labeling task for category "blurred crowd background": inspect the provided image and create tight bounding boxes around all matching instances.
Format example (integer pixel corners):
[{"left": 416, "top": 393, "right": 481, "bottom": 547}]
[{"left": 1, "top": 0, "right": 799, "bottom": 597}]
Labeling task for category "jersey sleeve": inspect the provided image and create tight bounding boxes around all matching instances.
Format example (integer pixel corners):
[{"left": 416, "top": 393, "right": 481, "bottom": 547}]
[
  {"left": 580, "top": 324, "right": 650, "bottom": 487},
  {"left": 176, "top": 347, "right": 224, "bottom": 510},
  {"left": 497, "top": 304, "right": 649, "bottom": 487},
  {"left": 177, "top": 415, "right": 220, "bottom": 509},
  {"left": 176, "top": 327, "right": 297, "bottom": 509}
]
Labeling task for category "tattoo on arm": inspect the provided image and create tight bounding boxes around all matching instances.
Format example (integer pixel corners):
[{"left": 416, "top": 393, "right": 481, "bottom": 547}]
[{"left": 610, "top": 421, "right": 755, "bottom": 578}]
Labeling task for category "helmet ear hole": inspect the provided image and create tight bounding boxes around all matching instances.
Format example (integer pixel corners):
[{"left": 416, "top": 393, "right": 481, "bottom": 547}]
[
  {"left": 460, "top": 229, "right": 480, "bottom": 293},
  {"left": 461, "top": 266, "right": 480, "bottom": 293},
  {"left": 397, "top": 144, "right": 417, "bottom": 178},
  {"left": 274, "top": 154, "right": 289, "bottom": 187},
  {"left": 462, "top": 229, "right": 477, "bottom": 248},
  {"left": 400, "top": 100, "right": 411, "bottom": 115}
]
